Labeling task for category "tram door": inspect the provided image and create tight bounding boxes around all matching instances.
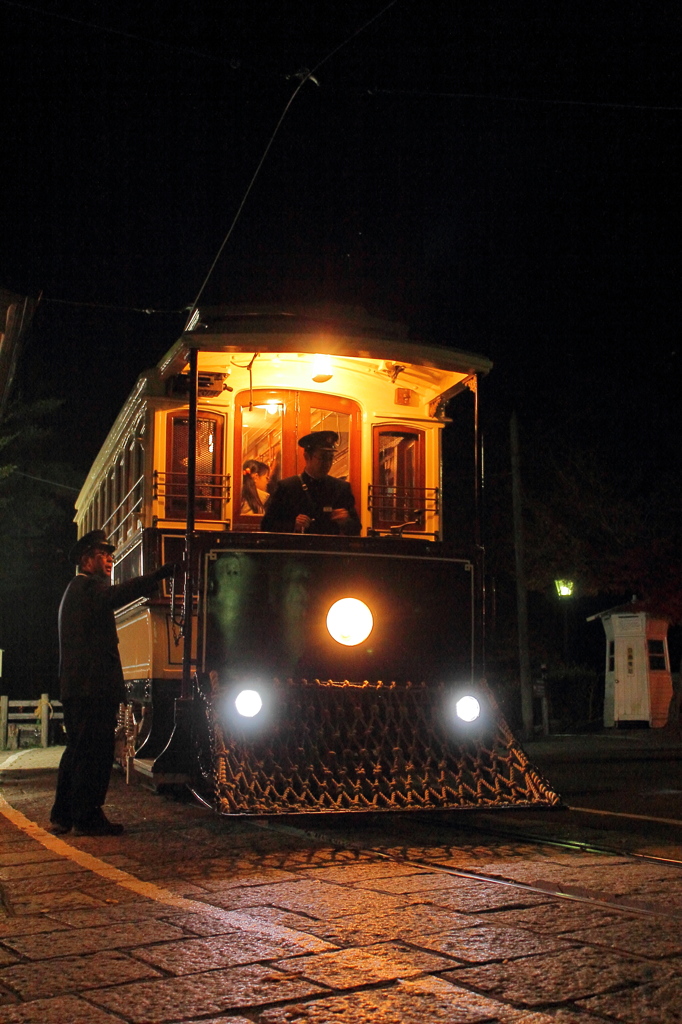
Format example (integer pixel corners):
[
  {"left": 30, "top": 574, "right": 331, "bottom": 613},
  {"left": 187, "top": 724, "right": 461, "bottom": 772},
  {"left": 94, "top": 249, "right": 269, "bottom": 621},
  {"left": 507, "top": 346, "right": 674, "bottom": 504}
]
[{"left": 233, "top": 390, "right": 361, "bottom": 530}]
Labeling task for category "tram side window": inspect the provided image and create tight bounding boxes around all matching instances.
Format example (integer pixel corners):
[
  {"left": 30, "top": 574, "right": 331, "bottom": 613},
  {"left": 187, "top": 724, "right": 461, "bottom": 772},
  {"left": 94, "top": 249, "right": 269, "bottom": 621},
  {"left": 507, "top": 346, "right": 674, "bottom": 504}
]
[
  {"left": 165, "top": 413, "right": 224, "bottom": 520},
  {"left": 238, "top": 402, "right": 282, "bottom": 518},
  {"left": 372, "top": 427, "right": 425, "bottom": 530}
]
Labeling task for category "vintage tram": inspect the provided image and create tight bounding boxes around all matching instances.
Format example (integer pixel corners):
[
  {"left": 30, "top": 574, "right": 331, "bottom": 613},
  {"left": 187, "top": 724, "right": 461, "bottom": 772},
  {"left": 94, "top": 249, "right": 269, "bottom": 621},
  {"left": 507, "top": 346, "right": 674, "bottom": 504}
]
[{"left": 74, "top": 305, "right": 559, "bottom": 813}]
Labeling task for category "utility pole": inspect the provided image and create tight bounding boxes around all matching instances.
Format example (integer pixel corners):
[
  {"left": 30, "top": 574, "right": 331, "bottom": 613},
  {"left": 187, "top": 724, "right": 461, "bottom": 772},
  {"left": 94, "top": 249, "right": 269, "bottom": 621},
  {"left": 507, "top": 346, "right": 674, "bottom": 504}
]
[{"left": 510, "top": 411, "right": 533, "bottom": 738}]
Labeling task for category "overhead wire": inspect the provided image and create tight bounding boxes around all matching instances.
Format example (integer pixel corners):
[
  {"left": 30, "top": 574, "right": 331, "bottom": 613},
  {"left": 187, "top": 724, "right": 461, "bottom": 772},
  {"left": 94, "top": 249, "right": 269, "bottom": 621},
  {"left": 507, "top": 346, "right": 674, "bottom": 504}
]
[{"left": 184, "top": 0, "right": 402, "bottom": 327}]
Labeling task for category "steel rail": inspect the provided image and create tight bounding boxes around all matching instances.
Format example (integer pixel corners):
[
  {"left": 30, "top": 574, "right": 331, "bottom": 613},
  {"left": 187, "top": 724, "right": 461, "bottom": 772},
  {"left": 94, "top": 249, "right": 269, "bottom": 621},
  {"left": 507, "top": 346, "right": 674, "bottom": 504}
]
[{"left": 247, "top": 816, "right": 682, "bottom": 921}]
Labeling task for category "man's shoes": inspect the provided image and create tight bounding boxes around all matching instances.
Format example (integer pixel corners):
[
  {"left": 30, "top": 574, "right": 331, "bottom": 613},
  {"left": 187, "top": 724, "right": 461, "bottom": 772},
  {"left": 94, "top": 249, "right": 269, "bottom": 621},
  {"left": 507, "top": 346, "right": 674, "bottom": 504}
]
[
  {"left": 73, "top": 816, "right": 124, "bottom": 837},
  {"left": 48, "top": 820, "right": 71, "bottom": 835}
]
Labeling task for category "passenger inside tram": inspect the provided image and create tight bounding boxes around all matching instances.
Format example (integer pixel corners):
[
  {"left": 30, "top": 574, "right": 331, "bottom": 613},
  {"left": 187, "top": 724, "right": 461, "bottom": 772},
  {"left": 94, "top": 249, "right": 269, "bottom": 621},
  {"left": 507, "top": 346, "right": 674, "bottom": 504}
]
[{"left": 240, "top": 460, "right": 271, "bottom": 515}]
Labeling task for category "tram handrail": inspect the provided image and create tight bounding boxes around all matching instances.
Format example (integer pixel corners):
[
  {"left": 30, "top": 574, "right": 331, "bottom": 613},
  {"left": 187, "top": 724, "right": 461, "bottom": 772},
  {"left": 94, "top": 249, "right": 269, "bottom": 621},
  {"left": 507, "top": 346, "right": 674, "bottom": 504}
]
[{"left": 153, "top": 470, "right": 231, "bottom": 521}]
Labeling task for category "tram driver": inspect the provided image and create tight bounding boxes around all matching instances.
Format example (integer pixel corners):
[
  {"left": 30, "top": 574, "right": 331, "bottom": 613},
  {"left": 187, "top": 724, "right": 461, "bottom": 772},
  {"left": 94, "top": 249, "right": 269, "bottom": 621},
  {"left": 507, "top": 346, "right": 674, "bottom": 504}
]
[{"left": 261, "top": 430, "right": 361, "bottom": 536}]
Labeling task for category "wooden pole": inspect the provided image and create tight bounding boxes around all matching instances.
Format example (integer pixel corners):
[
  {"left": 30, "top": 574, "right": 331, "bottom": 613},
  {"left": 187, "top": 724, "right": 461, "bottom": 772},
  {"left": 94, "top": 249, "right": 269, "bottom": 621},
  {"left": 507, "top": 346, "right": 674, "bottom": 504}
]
[
  {"left": 510, "top": 412, "right": 534, "bottom": 738},
  {"left": 40, "top": 693, "right": 49, "bottom": 748}
]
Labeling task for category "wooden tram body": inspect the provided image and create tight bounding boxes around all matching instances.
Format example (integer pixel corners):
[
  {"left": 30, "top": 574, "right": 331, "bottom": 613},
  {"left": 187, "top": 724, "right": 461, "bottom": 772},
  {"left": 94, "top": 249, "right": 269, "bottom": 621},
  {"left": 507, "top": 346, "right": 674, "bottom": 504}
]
[{"left": 74, "top": 306, "right": 560, "bottom": 812}]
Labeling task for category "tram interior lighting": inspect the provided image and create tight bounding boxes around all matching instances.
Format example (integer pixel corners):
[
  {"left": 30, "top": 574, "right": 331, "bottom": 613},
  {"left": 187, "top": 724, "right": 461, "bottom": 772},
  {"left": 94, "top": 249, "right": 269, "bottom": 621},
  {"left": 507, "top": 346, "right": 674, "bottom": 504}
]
[
  {"left": 235, "top": 689, "right": 263, "bottom": 718},
  {"left": 455, "top": 695, "right": 481, "bottom": 722},
  {"left": 326, "top": 598, "right": 373, "bottom": 646},
  {"left": 312, "top": 354, "right": 333, "bottom": 383}
]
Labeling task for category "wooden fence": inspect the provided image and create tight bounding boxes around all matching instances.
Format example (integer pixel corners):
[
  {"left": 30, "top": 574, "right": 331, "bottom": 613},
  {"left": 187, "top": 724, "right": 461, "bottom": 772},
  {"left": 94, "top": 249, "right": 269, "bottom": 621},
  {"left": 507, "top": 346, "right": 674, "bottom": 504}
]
[{"left": 0, "top": 694, "right": 63, "bottom": 749}]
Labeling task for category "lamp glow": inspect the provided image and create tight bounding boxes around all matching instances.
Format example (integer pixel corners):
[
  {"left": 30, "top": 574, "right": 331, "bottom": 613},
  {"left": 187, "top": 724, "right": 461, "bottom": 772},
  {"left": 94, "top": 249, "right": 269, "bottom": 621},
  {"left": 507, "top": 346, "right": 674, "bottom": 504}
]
[
  {"left": 326, "top": 598, "right": 373, "bottom": 646},
  {"left": 555, "top": 579, "right": 574, "bottom": 597},
  {"left": 312, "top": 354, "right": 333, "bottom": 383},
  {"left": 455, "top": 695, "right": 481, "bottom": 722},
  {"left": 235, "top": 689, "right": 263, "bottom": 717}
]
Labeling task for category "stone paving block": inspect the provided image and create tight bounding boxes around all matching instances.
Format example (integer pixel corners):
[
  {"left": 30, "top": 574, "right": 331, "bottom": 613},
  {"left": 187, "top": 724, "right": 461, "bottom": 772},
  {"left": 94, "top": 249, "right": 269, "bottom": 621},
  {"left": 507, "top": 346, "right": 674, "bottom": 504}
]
[
  {"left": 578, "top": 973, "right": 682, "bottom": 1023},
  {"left": 484, "top": 902, "right": 633, "bottom": 935},
  {"left": 132, "top": 931, "right": 311, "bottom": 974},
  {"left": 0, "top": 860, "right": 88, "bottom": 882},
  {"left": 0, "top": 851, "right": 60, "bottom": 868},
  {"left": 0, "top": 872, "right": 90, "bottom": 898},
  {"left": 301, "top": 862, "right": 430, "bottom": 885},
  {"left": 182, "top": 1018, "right": 253, "bottom": 1024},
  {"left": 199, "top": 869, "right": 302, "bottom": 891},
  {"left": 0, "top": 916, "right": 70, "bottom": 939},
  {"left": 0, "top": 994, "right": 125, "bottom": 1023},
  {"left": 567, "top": 917, "right": 682, "bottom": 958},
  {"left": 8, "top": 891, "right": 102, "bottom": 915},
  {"left": 0, "top": 948, "right": 162, "bottom": 1000},
  {"left": 275, "top": 940, "right": 456, "bottom": 989},
  {"left": 0, "top": 954, "right": 16, "bottom": 970},
  {"left": 413, "top": 924, "right": 572, "bottom": 963},
  {"left": 258, "top": 973, "right": 532, "bottom": 1023},
  {"left": 209, "top": 878, "right": 409, "bottom": 919},
  {"left": 87, "top": 964, "right": 325, "bottom": 1022},
  {"left": 242, "top": 901, "right": 481, "bottom": 947},
  {"left": 3, "top": 918, "right": 186, "bottom": 960},
  {"left": 421, "top": 880, "right": 554, "bottom": 913},
  {"left": 444, "top": 946, "right": 669, "bottom": 1006},
  {"left": 47, "top": 902, "right": 165, "bottom": 928}
]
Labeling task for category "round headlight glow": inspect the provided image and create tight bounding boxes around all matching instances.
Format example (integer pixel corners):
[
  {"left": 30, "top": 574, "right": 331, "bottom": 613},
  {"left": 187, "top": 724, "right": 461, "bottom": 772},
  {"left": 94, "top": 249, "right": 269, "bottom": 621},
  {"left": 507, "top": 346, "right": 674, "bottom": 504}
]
[
  {"left": 235, "top": 689, "right": 263, "bottom": 718},
  {"left": 455, "top": 695, "right": 481, "bottom": 723},
  {"left": 326, "top": 598, "right": 373, "bottom": 646}
]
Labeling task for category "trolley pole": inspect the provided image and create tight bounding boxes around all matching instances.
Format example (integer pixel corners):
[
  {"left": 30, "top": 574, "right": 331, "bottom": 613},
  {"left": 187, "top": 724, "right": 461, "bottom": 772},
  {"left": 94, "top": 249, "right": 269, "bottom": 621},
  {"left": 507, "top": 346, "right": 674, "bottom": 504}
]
[
  {"left": 181, "top": 344, "right": 198, "bottom": 700},
  {"left": 152, "top": 343, "right": 197, "bottom": 783},
  {"left": 510, "top": 411, "right": 534, "bottom": 739}
]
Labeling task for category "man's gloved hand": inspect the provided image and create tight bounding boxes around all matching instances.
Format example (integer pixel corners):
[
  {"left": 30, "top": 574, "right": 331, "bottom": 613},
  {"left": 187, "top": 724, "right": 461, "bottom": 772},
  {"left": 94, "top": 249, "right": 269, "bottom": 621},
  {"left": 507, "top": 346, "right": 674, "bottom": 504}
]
[{"left": 155, "top": 561, "right": 185, "bottom": 581}]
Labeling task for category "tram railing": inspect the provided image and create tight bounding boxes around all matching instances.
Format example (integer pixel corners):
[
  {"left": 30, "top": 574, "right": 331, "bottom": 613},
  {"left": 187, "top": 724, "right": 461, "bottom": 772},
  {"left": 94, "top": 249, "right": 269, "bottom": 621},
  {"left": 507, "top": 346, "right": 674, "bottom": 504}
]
[
  {"left": 367, "top": 484, "right": 439, "bottom": 535},
  {"left": 153, "top": 471, "right": 230, "bottom": 521},
  {"left": 0, "top": 694, "right": 63, "bottom": 749}
]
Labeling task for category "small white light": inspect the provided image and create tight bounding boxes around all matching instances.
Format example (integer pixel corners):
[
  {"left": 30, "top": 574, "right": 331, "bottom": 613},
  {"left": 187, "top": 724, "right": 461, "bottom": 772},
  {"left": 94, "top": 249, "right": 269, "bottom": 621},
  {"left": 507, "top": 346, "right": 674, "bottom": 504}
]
[
  {"left": 327, "top": 598, "right": 373, "bottom": 646},
  {"left": 455, "top": 695, "right": 481, "bottom": 722},
  {"left": 235, "top": 689, "right": 263, "bottom": 717},
  {"left": 264, "top": 401, "right": 280, "bottom": 415},
  {"left": 312, "top": 354, "right": 333, "bottom": 383}
]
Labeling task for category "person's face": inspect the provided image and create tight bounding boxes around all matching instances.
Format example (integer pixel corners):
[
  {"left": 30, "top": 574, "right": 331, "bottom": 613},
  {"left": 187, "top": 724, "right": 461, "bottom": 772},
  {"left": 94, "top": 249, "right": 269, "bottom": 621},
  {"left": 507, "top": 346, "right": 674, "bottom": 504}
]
[
  {"left": 83, "top": 547, "right": 114, "bottom": 577},
  {"left": 304, "top": 448, "right": 335, "bottom": 479},
  {"left": 254, "top": 470, "right": 269, "bottom": 488}
]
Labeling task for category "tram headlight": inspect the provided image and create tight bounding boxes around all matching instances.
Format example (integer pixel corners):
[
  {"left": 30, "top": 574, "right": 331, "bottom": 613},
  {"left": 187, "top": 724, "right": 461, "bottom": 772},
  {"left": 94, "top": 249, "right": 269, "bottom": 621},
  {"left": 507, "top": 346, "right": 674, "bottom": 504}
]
[
  {"left": 326, "top": 598, "right": 373, "bottom": 646},
  {"left": 235, "top": 689, "right": 263, "bottom": 718},
  {"left": 455, "top": 694, "right": 481, "bottom": 723}
]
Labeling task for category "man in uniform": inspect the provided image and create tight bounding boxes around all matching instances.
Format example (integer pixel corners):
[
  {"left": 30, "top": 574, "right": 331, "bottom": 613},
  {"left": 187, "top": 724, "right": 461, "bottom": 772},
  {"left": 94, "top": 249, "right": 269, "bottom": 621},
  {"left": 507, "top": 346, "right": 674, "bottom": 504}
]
[
  {"left": 261, "top": 431, "right": 361, "bottom": 535},
  {"left": 50, "top": 530, "right": 177, "bottom": 836}
]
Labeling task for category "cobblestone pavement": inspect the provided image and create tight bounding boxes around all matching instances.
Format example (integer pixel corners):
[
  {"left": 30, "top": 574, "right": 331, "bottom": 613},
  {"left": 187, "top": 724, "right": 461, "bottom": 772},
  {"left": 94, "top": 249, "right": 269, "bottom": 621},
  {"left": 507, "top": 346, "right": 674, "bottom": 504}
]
[{"left": 0, "top": 768, "right": 681, "bottom": 1023}]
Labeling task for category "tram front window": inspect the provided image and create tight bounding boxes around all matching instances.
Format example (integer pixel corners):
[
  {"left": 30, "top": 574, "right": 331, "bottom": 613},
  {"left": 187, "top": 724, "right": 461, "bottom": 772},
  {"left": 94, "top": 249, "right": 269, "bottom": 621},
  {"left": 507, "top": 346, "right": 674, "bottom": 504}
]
[{"left": 310, "top": 408, "right": 350, "bottom": 480}]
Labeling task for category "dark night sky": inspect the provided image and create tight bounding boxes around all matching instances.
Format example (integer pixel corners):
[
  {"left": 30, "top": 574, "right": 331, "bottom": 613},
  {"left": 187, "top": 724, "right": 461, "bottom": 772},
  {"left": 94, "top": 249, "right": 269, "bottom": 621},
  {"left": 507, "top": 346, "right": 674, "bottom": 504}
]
[{"left": 1, "top": 0, "right": 680, "bottom": 472}]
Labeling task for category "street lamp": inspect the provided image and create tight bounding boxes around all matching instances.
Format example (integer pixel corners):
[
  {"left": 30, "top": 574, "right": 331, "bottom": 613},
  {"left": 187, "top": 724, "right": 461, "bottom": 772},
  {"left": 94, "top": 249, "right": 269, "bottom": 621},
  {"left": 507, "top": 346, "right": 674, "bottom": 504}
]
[{"left": 555, "top": 579, "right": 574, "bottom": 660}]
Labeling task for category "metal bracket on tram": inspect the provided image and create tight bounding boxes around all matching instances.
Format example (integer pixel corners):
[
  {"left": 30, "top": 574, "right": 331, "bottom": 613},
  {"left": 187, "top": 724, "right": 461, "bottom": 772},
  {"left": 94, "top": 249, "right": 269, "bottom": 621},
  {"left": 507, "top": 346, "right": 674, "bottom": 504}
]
[
  {"left": 169, "top": 566, "right": 184, "bottom": 646},
  {"left": 390, "top": 508, "right": 425, "bottom": 537}
]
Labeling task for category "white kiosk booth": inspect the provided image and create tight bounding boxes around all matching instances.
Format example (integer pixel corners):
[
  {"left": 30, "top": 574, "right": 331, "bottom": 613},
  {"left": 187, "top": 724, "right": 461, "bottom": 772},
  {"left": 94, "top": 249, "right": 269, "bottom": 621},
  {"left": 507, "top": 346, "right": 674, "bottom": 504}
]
[{"left": 588, "top": 603, "right": 673, "bottom": 728}]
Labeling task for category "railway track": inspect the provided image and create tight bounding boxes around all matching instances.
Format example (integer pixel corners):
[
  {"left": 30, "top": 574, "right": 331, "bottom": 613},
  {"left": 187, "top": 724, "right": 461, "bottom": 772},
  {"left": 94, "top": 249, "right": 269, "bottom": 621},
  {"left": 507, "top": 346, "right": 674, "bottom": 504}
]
[{"left": 246, "top": 806, "right": 682, "bottom": 922}]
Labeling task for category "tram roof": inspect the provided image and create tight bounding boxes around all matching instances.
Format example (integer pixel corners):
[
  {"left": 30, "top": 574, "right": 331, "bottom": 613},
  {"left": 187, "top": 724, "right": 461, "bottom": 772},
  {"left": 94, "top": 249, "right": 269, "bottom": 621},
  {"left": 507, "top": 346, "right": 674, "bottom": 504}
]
[{"left": 158, "top": 306, "right": 492, "bottom": 379}]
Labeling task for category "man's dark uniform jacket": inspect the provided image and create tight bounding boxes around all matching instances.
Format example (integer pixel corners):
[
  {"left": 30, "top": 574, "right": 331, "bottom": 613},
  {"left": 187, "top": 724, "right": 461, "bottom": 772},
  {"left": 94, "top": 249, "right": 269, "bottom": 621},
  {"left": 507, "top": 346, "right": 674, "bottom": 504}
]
[
  {"left": 261, "top": 472, "right": 361, "bottom": 535},
  {"left": 51, "top": 568, "right": 166, "bottom": 831},
  {"left": 58, "top": 570, "right": 164, "bottom": 704}
]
